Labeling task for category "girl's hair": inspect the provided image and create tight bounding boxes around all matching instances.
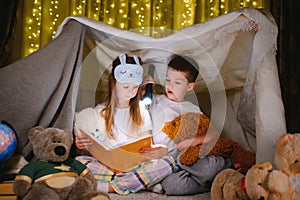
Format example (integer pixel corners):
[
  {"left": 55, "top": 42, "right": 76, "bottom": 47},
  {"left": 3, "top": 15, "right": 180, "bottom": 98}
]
[
  {"left": 168, "top": 55, "right": 199, "bottom": 83},
  {"left": 100, "top": 54, "right": 143, "bottom": 139}
]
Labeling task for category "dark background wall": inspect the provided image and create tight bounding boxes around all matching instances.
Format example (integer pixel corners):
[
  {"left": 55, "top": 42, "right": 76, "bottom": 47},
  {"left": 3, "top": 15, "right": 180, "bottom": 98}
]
[
  {"left": 270, "top": 0, "right": 300, "bottom": 132},
  {"left": 1, "top": 0, "right": 300, "bottom": 133}
]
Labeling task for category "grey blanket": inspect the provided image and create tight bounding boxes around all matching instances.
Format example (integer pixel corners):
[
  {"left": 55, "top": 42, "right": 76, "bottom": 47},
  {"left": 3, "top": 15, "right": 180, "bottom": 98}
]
[{"left": 0, "top": 21, "right": 85, "bottom": 160}]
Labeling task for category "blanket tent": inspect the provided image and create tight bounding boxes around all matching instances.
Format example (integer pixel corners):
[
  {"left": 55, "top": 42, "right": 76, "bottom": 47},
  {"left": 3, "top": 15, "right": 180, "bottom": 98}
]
[{"left": 0, "top": 8, "right": 286, "bottom": 164}]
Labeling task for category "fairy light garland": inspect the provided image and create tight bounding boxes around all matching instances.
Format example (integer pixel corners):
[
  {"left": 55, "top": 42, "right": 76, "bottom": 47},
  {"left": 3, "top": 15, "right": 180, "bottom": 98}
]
[
  {"left": 23, "top": 0, "right": 42, "bottom": 56},
  {"left": 151, "top": 0, "right": 173, "bottom": 38},
  {"left": 48, "top": 0, "right": 60, "bottom": 39},
  {"left": 87, "top": 0, "right": 101, "bottom": 20},
  {"left": 49, "top": 1, "right": 57, "bottom": 34},
  {"left": 22, "top": 0, "right": 265, "bottom": 57},
  {"left": 130, "top": 0, "right": 151, "bottom": 35}
]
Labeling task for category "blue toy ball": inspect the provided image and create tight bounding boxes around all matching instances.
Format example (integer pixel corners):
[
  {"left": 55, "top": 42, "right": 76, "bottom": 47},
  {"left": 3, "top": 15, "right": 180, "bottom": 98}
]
[{"left": 0, "top": 121, "right": 17, "bottom": 163}]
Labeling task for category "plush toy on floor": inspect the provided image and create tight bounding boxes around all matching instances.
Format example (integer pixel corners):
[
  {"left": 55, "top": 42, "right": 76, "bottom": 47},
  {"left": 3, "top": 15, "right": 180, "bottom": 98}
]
[
  {"left": 211, "top": 133, "right": 300, "bottom": 200},
  {"left": 13, "top": 126, "right": 109, "bottom": 200},
  {"left": 211, "top": 161, "right": 291, "bottom": 200},
  {"left": 162, "top": 112, "right": 256, "bottom": 173},
  {"left": 274, "top": 133, "right": 300, "bottom": 199},
  {"left": 246, "top": 162, "right": 292, "bottom": 200},
  {"left": 210, "top": 167, "right": 249, "bottom": 200}
]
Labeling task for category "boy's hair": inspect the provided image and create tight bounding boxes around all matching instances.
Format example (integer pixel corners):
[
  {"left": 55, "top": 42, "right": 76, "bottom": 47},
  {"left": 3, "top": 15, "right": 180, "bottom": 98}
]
[{"left": 168, "top": 55, "right": 199, "bottom": 83}]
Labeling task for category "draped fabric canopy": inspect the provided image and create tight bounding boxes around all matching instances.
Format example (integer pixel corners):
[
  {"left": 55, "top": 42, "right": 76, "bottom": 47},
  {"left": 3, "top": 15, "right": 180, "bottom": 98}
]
[{"left": 0, "top": 8, "right": 286, "bottom": 164}]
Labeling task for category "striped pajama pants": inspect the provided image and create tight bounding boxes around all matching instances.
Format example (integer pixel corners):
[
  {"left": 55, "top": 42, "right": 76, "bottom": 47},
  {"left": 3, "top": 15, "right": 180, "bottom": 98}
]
[{"left": 76, "top": 155, "right": 175, "bottom": 195}]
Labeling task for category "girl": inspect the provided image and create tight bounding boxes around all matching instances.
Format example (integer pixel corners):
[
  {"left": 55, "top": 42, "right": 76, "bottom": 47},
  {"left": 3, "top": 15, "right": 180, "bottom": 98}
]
[{"left": 74, "top": 54, "right": 175, "bottom": 195}]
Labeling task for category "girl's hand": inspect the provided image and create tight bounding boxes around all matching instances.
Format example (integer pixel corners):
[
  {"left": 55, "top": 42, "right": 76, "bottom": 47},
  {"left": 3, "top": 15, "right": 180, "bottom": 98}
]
[
  {"left": 75, "top": 136, "right": 92, "bottom": 150},
  {"left": 140, "top": 144, "right": 168, "bottom": 160}
]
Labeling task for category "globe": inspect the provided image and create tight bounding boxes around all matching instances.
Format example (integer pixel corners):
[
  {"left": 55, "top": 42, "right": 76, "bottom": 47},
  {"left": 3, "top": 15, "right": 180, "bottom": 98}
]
[{"left": 0, "top": 121, "right": 17, "bottom": 163}]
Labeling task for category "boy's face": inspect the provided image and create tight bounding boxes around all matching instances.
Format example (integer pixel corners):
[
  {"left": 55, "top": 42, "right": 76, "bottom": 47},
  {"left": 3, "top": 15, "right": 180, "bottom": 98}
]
[{"left": 165, "top": 67, "right": 195, "bottom": 102}]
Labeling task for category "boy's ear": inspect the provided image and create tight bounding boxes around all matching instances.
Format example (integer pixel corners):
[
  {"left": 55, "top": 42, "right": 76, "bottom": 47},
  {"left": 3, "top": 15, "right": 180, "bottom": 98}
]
[{"left": 187, "top": 82, "right": 196, "bottom": 91}]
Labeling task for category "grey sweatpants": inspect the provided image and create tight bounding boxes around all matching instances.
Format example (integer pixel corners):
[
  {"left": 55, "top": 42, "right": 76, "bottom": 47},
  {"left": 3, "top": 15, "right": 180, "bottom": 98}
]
[{"left": 161, "top": 156, "right": 234, "bottom": 195}]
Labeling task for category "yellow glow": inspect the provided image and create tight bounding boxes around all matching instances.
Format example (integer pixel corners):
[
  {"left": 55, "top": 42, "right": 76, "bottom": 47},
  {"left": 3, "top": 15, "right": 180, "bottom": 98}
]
[{"left": 21, "top": 0, "right": 267, "bottom": 57}]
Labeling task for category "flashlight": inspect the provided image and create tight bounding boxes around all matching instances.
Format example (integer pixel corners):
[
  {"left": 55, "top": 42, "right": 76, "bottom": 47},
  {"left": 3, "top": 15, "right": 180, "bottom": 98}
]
[{"left": 142, "top": 64, "right": 155, "bottom": 108}]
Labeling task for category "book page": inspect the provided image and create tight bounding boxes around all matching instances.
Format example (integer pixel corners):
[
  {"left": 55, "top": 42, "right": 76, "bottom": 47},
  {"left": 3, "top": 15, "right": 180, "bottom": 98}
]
[{"left": 78, "top": 128, "right": 153, "bottom": 172}]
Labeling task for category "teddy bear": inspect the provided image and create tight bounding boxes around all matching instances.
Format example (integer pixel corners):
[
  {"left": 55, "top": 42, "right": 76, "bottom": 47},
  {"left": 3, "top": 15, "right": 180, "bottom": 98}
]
[
  {"left": 274, "top": 133, "right": 300, "bottom": 199},
  {"left": 246, "top": 161, "right": 293, "bottom": 200},
  {"left": 211, "top": 161, "right": 292, "bottom": 200},
  {"left": 13, "top": 126, "right": 109, "bottom": 200},
  {"left": 161, "top": 112, "right": 256, "bottom": 173},
  {"left": 211, "top": 133, "right": 300, "bottom": 200},
  {"left": 210, "top": 167, "right": 250, "bottom": 200}
]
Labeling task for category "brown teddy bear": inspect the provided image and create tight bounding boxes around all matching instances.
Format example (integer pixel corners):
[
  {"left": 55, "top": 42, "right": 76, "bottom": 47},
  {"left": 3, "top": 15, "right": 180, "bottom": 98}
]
[
  {"left": 13, "top": 126, "right": 109, "bottom": 200},
  {"left": 274, "top": 133, "right": 300, "bottom": 199},
  {"left": 210, "top": 167, "right": 251, "bottom": 200},
  {"left": 211, "top": 161, "right": 280, "bottom": 200},
  {"left": 246, "top": 161, "right": 292, "bottom": 200},
  {"left": 162, "top": 112, "right": 256, "bottom": 173},
  {"left": 211, "top": 162, "right": 293, "bottom": 200},
  {"left": 211, "top": 133, "right": 300, "bottom": 200}
]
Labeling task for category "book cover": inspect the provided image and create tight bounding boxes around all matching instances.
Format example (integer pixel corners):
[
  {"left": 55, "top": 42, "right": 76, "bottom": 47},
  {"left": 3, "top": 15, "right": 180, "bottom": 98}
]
[{"left": 78, "top": 129, "right": 152, "bottom": 172}]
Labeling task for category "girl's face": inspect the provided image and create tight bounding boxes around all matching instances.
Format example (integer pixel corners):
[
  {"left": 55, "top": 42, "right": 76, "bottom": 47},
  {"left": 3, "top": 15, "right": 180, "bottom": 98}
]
[
  {"left": 115, "top": 81, "right": 139, "bottom": 106},
  {"left": 165, "top": 67, "right": 195, "bottom": 102}
]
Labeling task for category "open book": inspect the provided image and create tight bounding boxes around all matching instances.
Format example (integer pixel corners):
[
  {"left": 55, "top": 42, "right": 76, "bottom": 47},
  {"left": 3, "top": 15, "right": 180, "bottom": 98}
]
[{"left": 78, "top": 128, "right": 152, "bottom": 172}]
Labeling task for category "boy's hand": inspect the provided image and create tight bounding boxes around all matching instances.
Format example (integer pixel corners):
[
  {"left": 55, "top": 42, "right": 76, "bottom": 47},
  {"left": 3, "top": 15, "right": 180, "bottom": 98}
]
[
  {"left": 142, "top": 75, "right": 155, "bottom": 95},
  {"left": 143, "top": 75, "right": 155, "bottom": 85},
  {"left": 176, "top": 135, "right": 206, "bottom": 150},
  {"left": 139, "top": 144, "right": 168, "bottom": 159},
  {"left": 75, "top": 136, "right": 92, "bottom": 150}
]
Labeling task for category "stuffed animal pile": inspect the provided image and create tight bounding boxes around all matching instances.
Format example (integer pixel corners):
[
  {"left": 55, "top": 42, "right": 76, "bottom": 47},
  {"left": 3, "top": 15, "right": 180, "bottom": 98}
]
[
  {"left": 211, "top": 133, "right": 300, "bottom": 200},
  {"left": 13, "top": 126, "right": 109, "bottom": 200},
  {"left": 162, "top": 112, "right": 256, "bottom": 173},
  {"left": 274, "top": 133, "right": 300, "bottom": 199}
]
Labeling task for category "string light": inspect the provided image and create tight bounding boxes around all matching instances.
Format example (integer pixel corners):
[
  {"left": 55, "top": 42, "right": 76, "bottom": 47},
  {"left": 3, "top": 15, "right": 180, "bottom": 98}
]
[
  {"left": 22, "top": 0, "right": 266, "bottom": 57},
  {"left": 70, "top": 0, "right": 86, "bottom": 16},
  {"left": 24, "top": 0, "right": 42, "bottom": 55},
  {"left": 48, "top": 0, "right": 60, "bottom": 38}
]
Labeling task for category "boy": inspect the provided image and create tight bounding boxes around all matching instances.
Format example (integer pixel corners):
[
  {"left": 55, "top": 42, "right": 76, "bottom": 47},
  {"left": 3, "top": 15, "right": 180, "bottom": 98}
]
[{"left": 141, "top": 55, "right": 234, "bottom": 195}]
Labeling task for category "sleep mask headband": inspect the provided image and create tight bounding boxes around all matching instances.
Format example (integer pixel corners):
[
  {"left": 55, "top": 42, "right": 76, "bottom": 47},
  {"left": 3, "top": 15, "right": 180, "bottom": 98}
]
[{"left": 114, "top": 54, "right": 143, "bottom": 85}]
